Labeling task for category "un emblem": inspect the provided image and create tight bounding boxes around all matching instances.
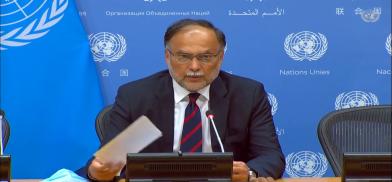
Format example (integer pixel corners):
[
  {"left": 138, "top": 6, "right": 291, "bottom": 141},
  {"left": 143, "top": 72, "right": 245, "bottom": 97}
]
[
  {"left": 355, "top": 8, "right": 381, "bottom": 23},
  {"left": 89, "top": 32, "right": 127, "bottom": 62},
  {"left": 335, "top": 91, "right": 379, "bottom": 110},
  {"left": 386, "top": 34, "right": 391, "bottom": 56},
  {"left": 0, "top": 0, "right": 68, "bottom": 50},
  {"left": 286, "top": 151, "right": 328, "bottom": 177},
  {"left": 284, "top": 31, "right": 328, "bottom": 61},
  {"left": 267, "top": 93, "right": 278, "bottom": 116}
]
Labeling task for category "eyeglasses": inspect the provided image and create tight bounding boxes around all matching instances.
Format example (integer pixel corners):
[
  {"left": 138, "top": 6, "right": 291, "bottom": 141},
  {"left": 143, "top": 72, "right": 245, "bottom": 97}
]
[{"left": 167, "top": 48, "right": 221, "bottom": 63}]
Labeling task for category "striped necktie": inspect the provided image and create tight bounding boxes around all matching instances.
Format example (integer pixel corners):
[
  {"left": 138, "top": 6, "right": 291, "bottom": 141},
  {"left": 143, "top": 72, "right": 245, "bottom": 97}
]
[{"left": 180, "top": 93, "right": 202, "bottom": 152}]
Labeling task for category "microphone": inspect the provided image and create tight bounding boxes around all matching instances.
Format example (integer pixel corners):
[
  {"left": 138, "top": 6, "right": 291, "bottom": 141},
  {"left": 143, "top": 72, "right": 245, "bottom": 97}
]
[
  {"left": 0, "top": 109, "right": 4, "bottom": 155},
  {"left": 206, "top": 110, "right": 225, "bottom": 153}
]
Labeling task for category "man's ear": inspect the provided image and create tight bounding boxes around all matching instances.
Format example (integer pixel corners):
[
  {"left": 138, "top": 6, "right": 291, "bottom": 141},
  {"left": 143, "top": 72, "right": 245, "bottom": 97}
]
[
  {"left": 164, "top": 49, "right": 170, "bottom": 64},
  {"left": 217, "top": 51, "right": 224, "bottom": 64}
]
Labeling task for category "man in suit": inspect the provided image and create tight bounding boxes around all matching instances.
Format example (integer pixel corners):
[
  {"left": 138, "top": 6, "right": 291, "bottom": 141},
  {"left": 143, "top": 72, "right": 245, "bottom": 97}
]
[{"left": 87, "top": 19, "right": 285, "bottom": 182}]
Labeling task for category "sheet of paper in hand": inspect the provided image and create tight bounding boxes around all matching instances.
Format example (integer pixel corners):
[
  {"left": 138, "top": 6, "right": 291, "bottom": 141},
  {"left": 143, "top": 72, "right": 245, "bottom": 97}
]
[{"left": 94, "top": 115, "right": 162, "bottom": 165}]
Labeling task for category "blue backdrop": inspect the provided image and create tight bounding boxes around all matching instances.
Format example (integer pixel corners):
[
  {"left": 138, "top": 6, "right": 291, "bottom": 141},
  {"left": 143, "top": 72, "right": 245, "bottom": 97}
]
[
  {"left": 1, "top": 0, "right": 102, "bottom": 178},
  {"left": 1, "top": 0, "right": 391, "bottom": 178}
]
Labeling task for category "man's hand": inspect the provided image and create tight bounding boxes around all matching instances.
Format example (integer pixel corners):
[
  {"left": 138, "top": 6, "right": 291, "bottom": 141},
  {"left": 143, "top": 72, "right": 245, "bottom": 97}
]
[
  {"left": 88, "top": 158, "right": 124, "bottom": 181},
  {"left": 232, "top": 161, "right": 249, "bottom": 182}
]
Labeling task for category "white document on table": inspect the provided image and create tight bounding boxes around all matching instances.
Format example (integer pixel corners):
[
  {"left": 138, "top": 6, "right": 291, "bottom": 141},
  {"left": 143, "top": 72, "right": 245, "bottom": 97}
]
[{"left": 94, "top": 115, "right": 162, "bottom": 165}]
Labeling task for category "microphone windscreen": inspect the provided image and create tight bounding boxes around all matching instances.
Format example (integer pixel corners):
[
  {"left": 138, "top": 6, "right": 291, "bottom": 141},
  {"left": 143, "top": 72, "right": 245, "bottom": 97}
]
[{"left": 206, "top": 110, "right": 214, "bottom": 117}]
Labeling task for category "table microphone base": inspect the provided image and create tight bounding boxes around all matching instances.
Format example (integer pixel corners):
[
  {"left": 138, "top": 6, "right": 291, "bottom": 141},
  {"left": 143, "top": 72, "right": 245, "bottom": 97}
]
[{"left": 0, "top": 155, "right": 11, "bottom": 182}]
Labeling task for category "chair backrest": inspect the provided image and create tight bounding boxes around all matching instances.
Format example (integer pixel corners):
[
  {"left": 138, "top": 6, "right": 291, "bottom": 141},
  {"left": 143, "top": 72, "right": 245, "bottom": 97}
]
[
  {"left": 317, "top": 105, "right": 392, "bottom": 176},
  {"left": 95, "top": 105, "right": 113, "bottom": 143},
  {"left": 1, "top": 110, "right": 10, "bottom": 149}
]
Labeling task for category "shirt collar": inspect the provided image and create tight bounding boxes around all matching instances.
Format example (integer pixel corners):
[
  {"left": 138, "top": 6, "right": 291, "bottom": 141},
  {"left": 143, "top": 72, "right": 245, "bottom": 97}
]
[{"left": 172, "top": 79, "right": 210, "bottom": 104}]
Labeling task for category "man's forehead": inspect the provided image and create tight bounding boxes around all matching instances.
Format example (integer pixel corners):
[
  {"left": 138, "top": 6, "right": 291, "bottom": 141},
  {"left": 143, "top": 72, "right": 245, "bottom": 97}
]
[
  {"left": 168, "top": 27, "right": 219, "bottom": 47},
  {"left": 173, "top": 25, "right": 215, "bottom": 37}
]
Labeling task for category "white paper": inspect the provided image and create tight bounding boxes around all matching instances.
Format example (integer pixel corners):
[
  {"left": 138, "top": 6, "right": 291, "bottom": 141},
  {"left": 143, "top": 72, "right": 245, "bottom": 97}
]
[{"left": 94, "top": 115, "right": 162, "bottom": 165}]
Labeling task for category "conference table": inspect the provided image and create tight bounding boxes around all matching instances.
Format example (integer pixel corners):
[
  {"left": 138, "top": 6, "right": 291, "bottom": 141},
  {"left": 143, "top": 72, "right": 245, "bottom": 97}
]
[{"left": 13, "top": 177, "right": 341, "bottom": 182}]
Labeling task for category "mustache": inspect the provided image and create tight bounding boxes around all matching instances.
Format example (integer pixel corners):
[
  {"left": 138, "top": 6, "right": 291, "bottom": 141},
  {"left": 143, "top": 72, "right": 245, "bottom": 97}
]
[{"left": 186, "top": 72, "right": 204, "bottom": 77}]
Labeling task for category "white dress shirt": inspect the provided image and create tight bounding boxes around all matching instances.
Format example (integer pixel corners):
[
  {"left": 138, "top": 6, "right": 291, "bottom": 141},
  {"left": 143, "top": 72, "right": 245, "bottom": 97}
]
[{"left": 172, "top": 79, "right": 213, "bottom": 152}]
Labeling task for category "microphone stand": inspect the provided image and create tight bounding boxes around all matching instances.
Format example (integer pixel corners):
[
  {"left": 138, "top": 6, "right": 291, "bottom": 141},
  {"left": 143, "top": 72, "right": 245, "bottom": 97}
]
[
  {"left": 206, "top": 111, "right": 225, "bottom": 153},
  {"left": 0, "top": 110, "right": 11, "bottom": 182}
]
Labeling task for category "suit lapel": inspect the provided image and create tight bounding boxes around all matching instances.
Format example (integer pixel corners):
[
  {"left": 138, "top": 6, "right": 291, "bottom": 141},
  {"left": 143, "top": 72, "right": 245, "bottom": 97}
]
[
  {"left": 209, "top": 74, "right": 229, "bottom": 152},
  {"left": 154, "top": 72, "right": 174, "bottom": 152}
]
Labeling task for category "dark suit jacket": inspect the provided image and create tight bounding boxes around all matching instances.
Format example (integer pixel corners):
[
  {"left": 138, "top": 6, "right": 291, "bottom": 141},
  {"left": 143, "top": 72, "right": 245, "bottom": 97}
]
[{"left": 80, "top": 70, "right": 285, "bottom": 179}]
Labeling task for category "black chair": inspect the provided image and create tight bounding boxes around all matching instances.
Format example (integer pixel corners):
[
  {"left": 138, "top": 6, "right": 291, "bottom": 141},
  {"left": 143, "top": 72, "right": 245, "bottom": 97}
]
[
  {"left": 95, "top": 105, "right": 113, "bottom": 143},
  {"left": 1, "top": 110, "right": 10, "bottom": 150},
  {"left": 317, "top": 105, "right": 392, "bottom": 176}
]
